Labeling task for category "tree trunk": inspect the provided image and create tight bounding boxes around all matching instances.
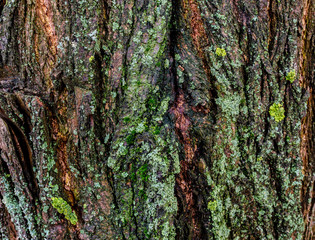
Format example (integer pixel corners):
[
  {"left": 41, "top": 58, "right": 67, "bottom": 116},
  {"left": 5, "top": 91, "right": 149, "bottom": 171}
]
[{"left": 0, "top": 0, "right": 313, "bottom": 239}]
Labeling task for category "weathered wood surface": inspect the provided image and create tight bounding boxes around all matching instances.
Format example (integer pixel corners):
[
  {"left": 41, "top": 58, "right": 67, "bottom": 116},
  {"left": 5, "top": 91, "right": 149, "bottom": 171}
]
[{"left": 0, "top": 0, "right": 313, "bottom": 239}]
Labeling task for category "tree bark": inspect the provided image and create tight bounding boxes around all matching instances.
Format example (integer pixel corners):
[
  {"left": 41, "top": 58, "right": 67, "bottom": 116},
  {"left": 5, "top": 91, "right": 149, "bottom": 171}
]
[
  {"left": 0, "top": 0, "right": 313, "bottom": 239},
  {"left": 300, "top": 0, "right": 314, "bottom": 239}
]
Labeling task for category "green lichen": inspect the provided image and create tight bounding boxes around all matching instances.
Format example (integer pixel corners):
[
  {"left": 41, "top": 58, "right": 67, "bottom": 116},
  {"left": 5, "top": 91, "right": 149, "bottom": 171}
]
[
  {"left": 51, "top": 197, "right": 78, "bottom": 225},
  {"left": 215, "top": 47, "right": 227, "bottom": 57},
  {"left": 89, "top": 56, "right": 95, "bottom": 63},
  {"left": 269, "top": 103, "right": 285, "bottom": 122},
  {"left": 207, "top": 200, "right": 217, "bottom": 211},
  {"left": 286, "top": 70, "right": 296, "bottom": 83}
]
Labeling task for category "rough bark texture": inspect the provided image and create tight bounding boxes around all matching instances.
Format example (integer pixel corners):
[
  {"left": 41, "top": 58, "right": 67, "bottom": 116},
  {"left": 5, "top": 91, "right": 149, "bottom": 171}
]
[
  {"left": 0, "top": 0, "right": 313, "bottom": 239},
  {"left": 300, "top": 0, "right": 314, "bottom": 239}
]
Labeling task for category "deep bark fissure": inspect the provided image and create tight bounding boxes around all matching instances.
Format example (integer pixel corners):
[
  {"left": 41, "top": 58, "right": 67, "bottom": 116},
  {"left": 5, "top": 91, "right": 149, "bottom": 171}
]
[
  {"left": 267, "top": 0, "right": 277, "bottom": 60},
  {"left": 0, "top": 154, "right": 33, "bottom": 239},
  {"left": 0, "top": 108, "right": 39, "bottom": 204},
  {"left": 169, "top": 1, "right": 192, "bottom": 238},
  {"left": 130, "top": 178, "right": 140, "bottom": 240},
  {"left": 171, "top": 0, "right": 211, "bottom": 239}
]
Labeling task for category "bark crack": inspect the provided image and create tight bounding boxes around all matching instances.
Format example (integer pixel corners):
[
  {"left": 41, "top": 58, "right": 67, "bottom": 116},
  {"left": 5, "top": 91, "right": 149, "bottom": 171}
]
[
  {"left": 170, "top": 0, "right": 207, "bottom": 238},
  {"left": 0, "top": 107, "right": 39, "bottom": 204}
]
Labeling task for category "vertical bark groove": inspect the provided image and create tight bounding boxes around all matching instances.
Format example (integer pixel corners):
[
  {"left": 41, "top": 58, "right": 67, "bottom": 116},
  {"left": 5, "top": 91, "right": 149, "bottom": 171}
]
[{"left": 299, "top": 0, "right": 314, "bottom": 238}]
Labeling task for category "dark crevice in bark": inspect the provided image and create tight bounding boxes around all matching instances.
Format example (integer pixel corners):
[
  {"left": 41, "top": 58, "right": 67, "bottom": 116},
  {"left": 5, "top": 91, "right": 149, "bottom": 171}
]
[
  {"left": 0, "top": 155, "right": 33, "bottom": 239},
  {"left": 68, "top": 2, "right": 76, "bottom": 86},
  {"left": 266, "top": 155, "right": 283, "bottom": 239},
  {"left": 169, "top": 1, "right": 187, "bottom": 238},
  {"left": 93, "top": 0, "right": 111, "bottom": 149},
  {"left": 93, "top": 2, "right": 125, "bottom": 239},
  {"left": 171, "top": 0, "right": 210, "bottom": 239},
  {"left": 267, "top": 0, "right": 277, "bottom": 60},
  {"left": 0, "top": 0, "right": 5, "bottom": 15},
  {"left": 121, "top": 3, "right": 136, "bottom": 99},
  {"left": 12, "top": 95, "right": 33, "bottom": 149},
  {"left": 93, "top": 52, "right": 107, "bottom": 145},
  {"left": 262, "top": 66, "right": 272, "bottom": 142},
  {"left": 169, "top": 2, "right": 178, "bottom": 99},
  {"left": 0, "top": 107, "right": 39, "bottom": 205}
]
